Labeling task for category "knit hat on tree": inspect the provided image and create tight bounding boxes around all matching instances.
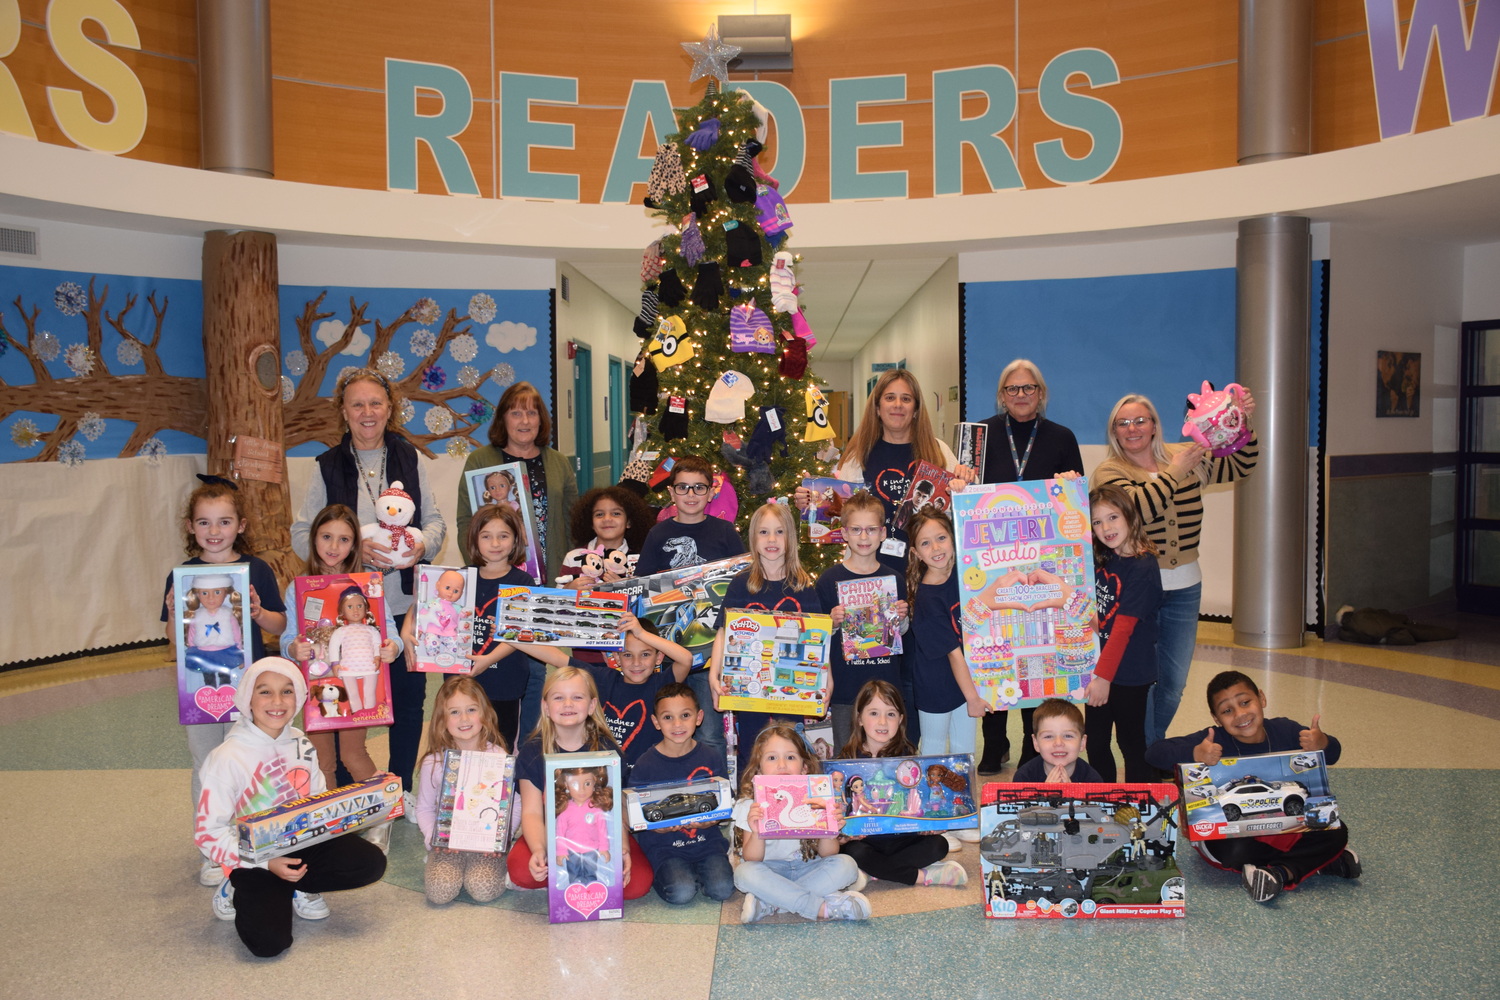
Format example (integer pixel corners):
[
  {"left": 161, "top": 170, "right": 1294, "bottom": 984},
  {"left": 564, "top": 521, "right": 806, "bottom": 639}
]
[
  {"left": 641, "top": 239, "right": 664, "bottom": 283},
  {"left": 804, "top": 387, "right": 834, "bottom": 442},
  {"left": 705, "top": 369, "right": 756, "bottom": 423},
  {"left": 724, "top": 139, "right": 762, "bottom": 203},
  {"left": 729, "top": 303, "right": 775, "bottom": 354},
  {"left": 724, "top": 220, "right": 762, "bottom": 267},
  {"left": 778, "top": 335, "right": 808, "bottom": 378}
]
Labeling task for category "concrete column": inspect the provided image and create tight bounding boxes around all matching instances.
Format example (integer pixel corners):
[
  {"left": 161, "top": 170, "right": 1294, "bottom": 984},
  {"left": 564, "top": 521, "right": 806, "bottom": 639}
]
[
  {"left": 1233, "top": 216, "right": 1310, "bottom": 648},
  {"left": 198, "top": 0, "right": 274, "bottom": 177},
  {"left": 1238, "top": 0, "right": 1312, "bottom": 164}
]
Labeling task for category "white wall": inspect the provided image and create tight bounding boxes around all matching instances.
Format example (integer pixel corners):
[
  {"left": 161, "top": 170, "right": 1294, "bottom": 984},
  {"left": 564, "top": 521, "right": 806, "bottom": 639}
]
[
  {"left": 555, "top": 264, "right": 638, "bottom": 487},
  {"left": 1463, "top": 242, "right": 1500, "bottom": 320}
]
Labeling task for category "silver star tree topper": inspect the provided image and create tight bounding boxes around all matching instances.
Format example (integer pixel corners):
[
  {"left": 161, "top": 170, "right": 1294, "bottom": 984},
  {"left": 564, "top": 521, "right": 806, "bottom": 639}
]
[{"left": 682, "top": 24, "right": 741, "bottom": 85}]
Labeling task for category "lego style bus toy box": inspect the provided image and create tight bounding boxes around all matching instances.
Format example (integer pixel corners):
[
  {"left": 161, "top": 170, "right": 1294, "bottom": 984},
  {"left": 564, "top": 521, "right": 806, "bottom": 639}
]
[
  {"left": 827, "top": 754, "right": 978, "bottom": 837},
  {"left": 1177, "top": 749, "right": 1340, "bottom": 842},
  {"left": 238, "top": 775, "right": 404, "bottom": 865},
  {"left": 544, "top": 750, "right": 625, "bottom": 923},
  {"left": 979, "top": 782, "right": 1185, "bottom": 919},
  {"left": 624, "top": 777, "right": 734, "bottom": 832},
  {"left": 718, "top": 610, "right": 833, "bottom": 716}
]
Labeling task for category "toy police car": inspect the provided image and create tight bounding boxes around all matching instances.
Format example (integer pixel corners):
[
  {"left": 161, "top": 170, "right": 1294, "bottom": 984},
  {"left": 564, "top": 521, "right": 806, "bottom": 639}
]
[{"left": 1215, "top": 776, "right": 1309, "bottom": 821}]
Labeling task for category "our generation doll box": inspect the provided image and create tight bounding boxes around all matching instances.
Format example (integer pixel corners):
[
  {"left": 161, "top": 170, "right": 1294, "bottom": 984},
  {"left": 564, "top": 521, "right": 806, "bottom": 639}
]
[
  {"left": 292, "top": 572, "right": 393, "bottom": 731},
  {"left": 237, "top": 775, "right": 405, "bottom": 865},
  {"left": 172, "top": 563, "right": 254, "bottom": 725},
  {"left": 800, "top": 477, "right": 859, "bottom": 544},
  {"left": 612, "top": 554, "right": 753, "bottom": 668},
  {"left": 411, "top": 565, "right": 478, "bottom": 673},
  {"left": 544, "top": 750, "right": 625, "bottom": 923},
  {"left": 752, "top": 774, "right": 841, "bottom": 839},
  {"left": 430, "top": 749, "right": 515, "bottom": 853},
  {"left": 979, "top": 782, "right": 1185, "bottom": 920},
  {"left": 1177, "top": 749, "right": 1341, "bottom": 842},
  {"left": 464, "top": 460, "right": 545, "bottom": 584},
  {"left": 718, "top": 610, "right": 833, "bottom": 717},
  {"left": 828, "top": 754, "right": 979, "bottom": 837},
  {"left": 624, "top": 776, "right": 734, "bottom": 832},
  {"left": 496, "top": 586, "right": 628, "bottom": 649}
]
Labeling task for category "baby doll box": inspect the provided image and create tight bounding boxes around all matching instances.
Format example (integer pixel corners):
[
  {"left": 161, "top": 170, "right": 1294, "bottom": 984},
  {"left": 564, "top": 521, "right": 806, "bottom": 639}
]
[
  {"left": 752, "top": 774, "right": 842, "bottom": 839},
  {"left": 979, "top": 781, "right": 1184, "bottom": 920},
  {"left": 544, "top": 750, "right": 625, "bottom": 923},
  {"left": 1181, "top": 381, "right": 1251, "bottom": 456},
  {"left": 172, "top": 563, "right": 254, "bottom": 726},
  {"left": 237, "top": 775, "right": 404, "bottom": 865},
  {"left": 496, "top": 585, "right": 628, "bottom": 649},
  {"left": 718, "top": 610, "right": 833, "bottom": 717},
  {"left": 412, "top": 565, "right": 478, "bottom": 673},
  {"left": 1177, "top": 749, "right": 1340, "bottom": 842},
  {"left": 612, "top": 554, "right": 753, "bottom": 668},
  {"left": 624, "top": 776, "right": 733, "bottom": 832},
  {"left": 430, "top": 749, "right": 515, "bottom": 853},
  {"left": 829, "top": 753, "right": 978, "bottom": 837}
]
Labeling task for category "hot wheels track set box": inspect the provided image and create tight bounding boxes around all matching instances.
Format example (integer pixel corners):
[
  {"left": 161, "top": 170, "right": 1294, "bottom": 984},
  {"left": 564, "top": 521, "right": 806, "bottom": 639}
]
[
  {"left": 828, "top": 754, "right": 978, "bottom": 837},
  {"left": 1177, "top": 749, "right": 1340, "bottom": 842},
  {"left": 624, "top": 777, "right": 733, "bottom": 831},
  {"left": 718, "top": 610, "right": 833, "bottom": 716},
  {"left": 979, "top": 782, "right": 1185, "bottom": 919},
  {"left": 237, "top": 775, "right": 404, "bottom": 865}
]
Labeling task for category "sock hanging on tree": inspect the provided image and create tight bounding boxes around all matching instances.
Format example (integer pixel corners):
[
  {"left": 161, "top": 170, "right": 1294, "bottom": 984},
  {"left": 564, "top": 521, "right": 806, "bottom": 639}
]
[
  {"left": 724, "top": 221, "right": 762, "bottom": 267},
  {"left": 641, "top": 239, "right": 664, "bottom": 283},
  {"left": 679, "top": 214, "right": 706, "bottom": 266},
  {"left": 746, "top": 405, "right": 788, "bottom": 463},
  {"left": 659, "top": 395, "right": 691, "bottom": 440},
  {"left": 632, "top": 285, "right": 659, "bottom": 339},
  {"left": 778, "top": 335, "right": 808, "bottom": 378},
  {"left": 643, "top": 144, "right": 686, "bottom": 208},
  {"left": 692, "top": 263, "right": 723, "bottom": 310},
  {"left": 656, "top": 268, "right": 686, "bottom": 306},
  {"left": 685, "top": 117, "right": 721, "bottom": 151},
  {"left": 769, "top": 252, "right": 797, "bottom": 313},
  {"left": 790, "top": 310, "right": 817, "bottom": 347}
]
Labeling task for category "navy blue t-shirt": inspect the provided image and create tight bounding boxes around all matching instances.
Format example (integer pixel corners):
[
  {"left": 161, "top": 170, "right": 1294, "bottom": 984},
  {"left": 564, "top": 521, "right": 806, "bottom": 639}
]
[
  {"left": 514, "top": 730, "right": 623, "bottom": 792},
  {"left": 817, "top": 563, "right": 905, "bottom": 705},
  {"left": 712, "top": 571, "right": 824, "bottom": 630},
  {"left": 908, "top": 573, "right": 964, "bottom": 715},
  {"left": 1093, "top": 551, "right": 1163, "bottom": 687},
  {"left": 161, "top": 555, "right": 285, "bottom": 660},
  {"left": 1011, "top": 755, "right": 1105, "bottom": 783},
  {"left": 635, "top": 516, "right": 746, "bottom": 577},
  {"left": 473, "top": 566, "right": 539, "bottom": 702},
  {"left": 582, "top": 658, "right": 676, "bottom": 769},
  {"left": 626, "top": 741, "right": 731, "bottom": 867}
]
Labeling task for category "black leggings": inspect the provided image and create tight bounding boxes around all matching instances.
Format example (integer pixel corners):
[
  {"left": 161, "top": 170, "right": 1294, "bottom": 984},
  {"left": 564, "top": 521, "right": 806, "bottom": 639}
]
[
  {"left": 228, "top": 834, "right": 386, "bottom": 957},
  {"left": 841, "top": 833, "right": 948, "bottom": 885},
  {"left": 1085, "top": 682, "right": 1152, "bottom": 782},
  {"left": 1196, "top": 825, "right": 1351, "bottom": 888}
]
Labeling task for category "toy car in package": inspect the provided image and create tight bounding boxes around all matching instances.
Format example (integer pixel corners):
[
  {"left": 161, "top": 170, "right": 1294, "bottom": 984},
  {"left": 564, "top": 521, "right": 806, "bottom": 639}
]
[
  {"left": 623, "top": 777, "right": 733, "bottom": 831},
  {"left": 1177, "top": 748, "right": 1340, "bottom": 842}
]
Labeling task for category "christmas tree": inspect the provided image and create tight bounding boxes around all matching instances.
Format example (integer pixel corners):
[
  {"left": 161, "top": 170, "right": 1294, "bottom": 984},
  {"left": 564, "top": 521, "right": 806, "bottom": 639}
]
[{"left": 630, "top": 29, "right": 838, "bottom": 571}]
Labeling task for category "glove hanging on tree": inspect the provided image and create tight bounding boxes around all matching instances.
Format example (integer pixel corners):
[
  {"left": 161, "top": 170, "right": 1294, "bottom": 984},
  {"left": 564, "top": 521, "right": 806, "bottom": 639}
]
[
  {"left": 747, "top": 405, "right": 788, "bottom": 463},
  {"left": 689, "top": 173, "right": 718, "bottom": 217},
  {"left": 643, "top": 144, "right": 687, "bottom": 209},
  {"left": 724, "top": 139, "right": 762, "bottom": 203},
  {"left": 724, "top": 220, "right": 762, "bottom": 267},
  {"left": 629, "top": 354, "right": 659, "bottom": 414},
  {"left": 659, "top": 394, "right": 691, "bottom": 440},
  {"left": 685, "top": 117, "right": 721, "bottom": 151},
  {"left": 692, "top": 263, "right": 723, "bottom": 310},
  {"left": 657, "top": 268, "right": 686, "bottom": 306},
  {"left": 769, "top": 251, "right": 797, "bottom": 313},
  {"left": 679, "top": 213, "right": 706, "bottom": 266},
  {"left": 632, "top": 285, "right": 659, "bottom": 339}
]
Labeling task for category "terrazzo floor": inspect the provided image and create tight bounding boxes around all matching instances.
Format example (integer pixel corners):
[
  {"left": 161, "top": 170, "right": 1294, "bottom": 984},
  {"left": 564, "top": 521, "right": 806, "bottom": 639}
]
[{"left": 1, "top": 619, "right": 1497, "bottom": 1000}]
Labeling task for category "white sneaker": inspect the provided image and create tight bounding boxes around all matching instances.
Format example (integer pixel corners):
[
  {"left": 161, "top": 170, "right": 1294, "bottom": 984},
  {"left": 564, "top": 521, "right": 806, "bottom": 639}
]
[
  {"left": 212, "top": 880, "right": 235, "bottom": 921},
  {"left": 919, "top": 859, "right": 969, "bottom": 888},
  {"left": 403, "top": 791, "right": 419, "bottom": 825},
  {"left": 955, "top": 827, "right": 982, "bottom": 843},
  {"left": 943, "top": 833, "right": 963, "bottom": 853},
  {"left": 741, "top": 893, "right": 776, "bottom": 924},
  {"left": 198, "top": 860, "right": 226, "bottom": 886},
  {"left": 822, "top": 890, "right": 871, "bottom": 921},
  {"left": 293, "top": 891, "right": 331, "bottom": 920}
]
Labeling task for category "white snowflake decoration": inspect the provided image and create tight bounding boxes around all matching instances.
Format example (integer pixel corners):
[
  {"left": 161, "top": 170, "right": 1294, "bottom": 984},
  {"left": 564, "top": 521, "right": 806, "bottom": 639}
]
[
  {"left": 458, "top": 365, "right": 482, "bottom": 388},
  {"left": 116, "top": 339, "right": 142, "bottom": 366},
  {"left": 450, "top": 333, "right": 478, "bottom": 363},
  {"left": 79, "top": 412, "right": 105, "bottom": 441},
  {"left": 375, "top": 350, "right": 406, "bottom": 380},
  {"left": 281, "top": 376, "right": 295, "bottom": 402},
  {"left": 11, "top": 418, "right": 42, "bottom": 448},
  {"left": 409, "top": 329, "right": 436, "bottom": 356},
  {"left": 35, "top": 331, "right": 60, "bottom": 362},
  {"left": 336, "top": 365, "right": 362, "bottom": 385},
  {"left": 467, "top": 293, "right": 497, "bottom": 324},
  {"left": 413, "top": 297, "right": 441, "bottom": 325},
  {"left": 424, "top": 406, "right": 454, "bottom": 434},
  {"left": 63, "top": 343, "right": 96, "bottom": 376},
  {"left": 140, "top": 437, "right": 167, "bottom": 466},
  {"left": 446, "top": 437, "right": 473, "bottom": 459},
  {"left": 58, "top": 439, "right": 85, "bottom": 467},
  {"left": 398, "top": 399, "right": 416, "bottom": 425},
  {"left": 490, "top": 363, "right": 516, "bottom": 389},
  {"left": 285, "top": 350, "right": 308, "bottom": 376},
  {"left": 54, "top": 282, "right": 87, "bottom": 316}
]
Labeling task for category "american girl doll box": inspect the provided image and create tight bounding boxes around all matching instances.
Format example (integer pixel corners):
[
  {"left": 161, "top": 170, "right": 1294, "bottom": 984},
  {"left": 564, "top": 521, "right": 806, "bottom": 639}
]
[
  {"left": 979, "top": 782, "right": 1185, "bottom": 920},
  {"left": 800, "top": 477, "right": 859, "bottom": 544},
  {"left": 464, "top": 461, "right": 545, "bottom": 583},
  {"left": 893, "top": 460, "right": 956, "bottom": 531},
  {"left": 544, "top": 751, "right": 625, "bottom": 923},
  {"left": 292, "top": 572, "right": 393, "bottom": 731},
  {"left": 430, "top": 748, "right": 515, "bottom": 853},
  {"left": 1177, "top": 749, "right": 1341, "bottom": 842},
  {"left": 718, "top": 610, "right": 833, "bottom": 717},
  {"left": 172, "top": 564, "right": 254, "bottom": 725},
  {"left": 828, "top": 754, "right": 978, "bottom": 837},
  {"left": 951, "top": 478, "right": 1101, "bottom": 710},
  {"left": 412, "top": 565, "right": 478, "bottom": 673},
  {"left": 613, "top": 554, "right": 753, "bottom": 667},
  {"left": 624, "top": 776, "right": 734, "bottom": 832},
  {"left": 238, "top": 774, "right": 404, "bottom": 865},
  {"left": 835, "top": 574, "right": 903, "bottom": 660},
  {"left": 752, "top": 774, "right": 842, "bottom": 839},
  {"left": 496, "top": 586, "right": 628, "bottom": 649}
]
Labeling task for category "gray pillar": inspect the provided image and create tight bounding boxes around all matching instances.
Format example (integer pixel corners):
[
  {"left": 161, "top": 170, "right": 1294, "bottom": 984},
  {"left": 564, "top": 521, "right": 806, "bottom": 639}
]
[
  {"left": 198, "top": 0, "right": 274, "bottom": 177},
  {"left": 1233, "top": 216, "right": 1310, "bottom": 648},
  {"left": 1238, "top": 0, "right": 1312, "bottom": 164}
]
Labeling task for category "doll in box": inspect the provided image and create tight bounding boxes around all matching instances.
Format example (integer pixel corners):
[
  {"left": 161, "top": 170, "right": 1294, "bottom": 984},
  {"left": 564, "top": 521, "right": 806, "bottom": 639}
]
[
  {"left": 327, "top": 587, "right": 384, "bottom": 715},
  {"left": 420, "top": 569, "right": 472, "bottom": 659},
  {"left": 184, "top": 573, "right": 245, "bottom": 689},
  {"left": 483, "top": 470, "right": 518, "bottom": 507},
  {"left": 554, "top": 766, "right": 614, "bottom": 886}
]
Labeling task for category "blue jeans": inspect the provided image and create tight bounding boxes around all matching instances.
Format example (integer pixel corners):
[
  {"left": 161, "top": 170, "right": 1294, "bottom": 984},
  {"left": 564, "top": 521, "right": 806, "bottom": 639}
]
[
  {"left": 1145, "top": 582, "right": 1201, "bottom": 748},
  {"left": 518, "top": 657, "right": 547, "bottom": 743},
  {"left": 918, "top": 704, "right": 977, "bottom": 756},
  {"left": 733, "top": 853, "right": 858, "bottom": 920},
  {"left": 687, "top": 671, "right": 726, "bottom": 754},
  {"left": 652, "top": 851, "right": 736, "bottom": 904}
]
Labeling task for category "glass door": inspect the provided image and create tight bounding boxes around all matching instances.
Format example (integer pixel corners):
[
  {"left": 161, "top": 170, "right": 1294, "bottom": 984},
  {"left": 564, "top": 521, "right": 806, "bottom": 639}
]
[{"left": 1456, "top": 320, "right": 1500, "bottom": 613}]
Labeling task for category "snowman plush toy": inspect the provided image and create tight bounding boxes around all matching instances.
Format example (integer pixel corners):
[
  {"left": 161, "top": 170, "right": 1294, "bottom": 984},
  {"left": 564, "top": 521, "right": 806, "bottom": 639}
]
[{"left": 362, "top": 481, "right": 420, "bottom": 569}]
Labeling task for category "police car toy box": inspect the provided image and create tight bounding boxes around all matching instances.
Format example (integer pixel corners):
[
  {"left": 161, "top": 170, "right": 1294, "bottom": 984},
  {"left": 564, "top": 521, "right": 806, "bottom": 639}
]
[
  {"left": 1177, "top": 749, "right": 1340, "bottom": 842},
  {"left": 237, "top": 774, "right": 404, "bottom": 864},
  {"left": 979, "top": 782, "right": 1185, "bottom": 920},
  {"left": 623, "top": 777, "right": 733, "bottom": 831}
]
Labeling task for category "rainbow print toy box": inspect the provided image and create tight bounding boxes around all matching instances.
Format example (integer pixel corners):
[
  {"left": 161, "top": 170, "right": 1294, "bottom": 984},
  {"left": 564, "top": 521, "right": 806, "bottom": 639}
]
[
  {"left": 718, "top": 610, "right": 833, "bottom": 716},
  {"left": 1177, "top": 749, "right": 1340, "bottom": 842}
]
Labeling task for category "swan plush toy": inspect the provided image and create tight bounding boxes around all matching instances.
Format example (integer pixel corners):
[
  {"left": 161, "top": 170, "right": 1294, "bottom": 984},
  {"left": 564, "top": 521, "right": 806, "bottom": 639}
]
[{"left": 361, "top": 481, "right": 419, "bottom": 569}]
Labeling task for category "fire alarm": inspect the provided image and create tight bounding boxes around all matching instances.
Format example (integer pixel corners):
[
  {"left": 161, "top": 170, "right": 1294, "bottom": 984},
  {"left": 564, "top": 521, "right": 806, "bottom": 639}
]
[{"left": 566, "top": 341, "right": 577, "bottom": 359}]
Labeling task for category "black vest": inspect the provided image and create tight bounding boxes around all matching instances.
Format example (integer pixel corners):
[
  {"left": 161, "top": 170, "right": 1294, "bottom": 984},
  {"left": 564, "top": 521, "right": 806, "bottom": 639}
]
[{"left": 316, "top": 430, "right": 424, "bottom": 594}]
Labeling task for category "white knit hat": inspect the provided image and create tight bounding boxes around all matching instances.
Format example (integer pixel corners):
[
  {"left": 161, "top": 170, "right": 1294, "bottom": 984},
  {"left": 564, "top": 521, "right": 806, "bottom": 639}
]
[
  {"left": 705, "top": 370, "right": 756, "bottom": 423},
  {"left": 233, "top": 657, "right": 308, "bottom": 718}
]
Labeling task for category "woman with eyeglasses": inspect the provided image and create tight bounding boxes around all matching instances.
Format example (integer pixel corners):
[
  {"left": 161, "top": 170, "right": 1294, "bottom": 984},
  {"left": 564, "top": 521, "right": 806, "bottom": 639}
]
[
  {"left": 1092, "top": 391, "right": 1258, "bottom": 751},
  {"left": 974, "top": 359, "right": 1085, "bottom": 774}
]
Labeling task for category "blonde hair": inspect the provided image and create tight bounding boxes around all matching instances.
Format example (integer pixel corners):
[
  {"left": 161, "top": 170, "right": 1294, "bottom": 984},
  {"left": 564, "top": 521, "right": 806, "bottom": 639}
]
[
  {"left": 185, "top": 581, "right": 244, "bottom": 618},
  {"left": 996, "top": 358, "right": 1048, "bottom": 418},
  {"left": 736, "top": 723, "right": 823, "bottom": 861},
  {"left": 332, "top": 368, "right": 400, "bottom": 435},
  {"left": 843, "top": 370, "right": 944, "bottom": 471},
  {"left": 532, "top": 666, "right": 616, "bottom": 753},
  {"left": 747, "top": 502, "right": 813, "bottom": 593},
  {"left": 1103, "top": 394, "right": 1172, "bottom": 468},
  {"left": 423, "top": 675, "right": 509, "bottom": 758}
]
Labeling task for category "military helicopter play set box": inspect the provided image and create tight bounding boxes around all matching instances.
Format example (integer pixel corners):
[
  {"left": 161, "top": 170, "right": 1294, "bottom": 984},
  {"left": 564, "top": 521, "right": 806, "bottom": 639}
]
[
  {"left": 1176, "top": 749, "right": 1340, "bottom": 842},
  {"left": 979, "top": 782, "right": 1185, "bottom": 919}
]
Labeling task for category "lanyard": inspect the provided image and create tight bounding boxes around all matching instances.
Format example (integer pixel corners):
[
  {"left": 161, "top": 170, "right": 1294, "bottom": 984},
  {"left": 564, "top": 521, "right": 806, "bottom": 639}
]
[{"left": 1005, "top": 414, "right": 1036, "bottom": 480}]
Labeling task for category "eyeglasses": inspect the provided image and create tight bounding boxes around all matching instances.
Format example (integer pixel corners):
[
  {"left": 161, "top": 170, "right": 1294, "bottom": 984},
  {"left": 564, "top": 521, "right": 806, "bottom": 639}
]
[
  {"left": 845, "top": 526, "right": 881, "bottom": 537},
  {"left": 671, "top": 483, "right": 711, "bottom": 496},
  {"left": 1114, "top": 416, "right": 1154, "bottom": 429},
  {"left": 1003, "top": 384, "right": 1039, "bottom": 397}
]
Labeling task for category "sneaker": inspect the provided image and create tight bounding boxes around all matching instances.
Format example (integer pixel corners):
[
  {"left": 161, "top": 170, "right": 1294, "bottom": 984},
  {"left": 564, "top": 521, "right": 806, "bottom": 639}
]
[
  {"left": 198, "top": 860, "right": 226, "bottom": 887},
  {"left": 821, "top": 890, "right": 871, "bottom": 921},
  {"left": 919, "top": 859, "right": 968, "bottom": 888},
  {"left": 741, "top": 894, "right": 778, "bottom": 924},
  {"left": 403, "top": 791, "right": 419, "bottom": 825},
  {"left": 954, "top": 827, "right": 982, "bottom": 843},
  {"left": 850, "top": 868, "right": 870, "bottom": 893},
  {"left": 943, "top": 833, "right": 963, "bottom": 853},
  {"left": 1242, "top": 864, "right": 1285, "bottom": 903},
  {"left": 1324, "top": 849, "right": 1362, "bottom": 879},
  {"left": 292, "top": 891, "right": 331, "bottom": 920},
  {"left": 212, "top": 880, "right": 236, "bottom": 921}
]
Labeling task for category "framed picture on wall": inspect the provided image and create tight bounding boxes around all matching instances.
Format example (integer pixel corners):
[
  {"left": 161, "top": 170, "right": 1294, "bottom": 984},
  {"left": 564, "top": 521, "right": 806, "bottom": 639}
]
[{"left": 1376, "top": 351, "right": 1420, "bottom": 417}]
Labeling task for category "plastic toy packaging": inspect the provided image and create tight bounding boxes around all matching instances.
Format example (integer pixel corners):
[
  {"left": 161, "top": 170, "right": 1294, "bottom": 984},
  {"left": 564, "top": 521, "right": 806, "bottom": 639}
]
[
  {"left": 238, "top": 775, "right": 404, "bottom": 865},
  {"left": 979, "top": 782, "right": 1184, "bottom": 919},
  {"left": 1177, "top": 749, "right": 1340, "bottom": 842},
  {"left": 752, "top": 774, "right": 841, "bottom": 839},
  {"left": 893, "top": 460, "right": 956, "bottom": 531},
  {"left": 464, "top": 461, "right": 546, "bottom": 584},
  {"left": 718, "top": 610, "right": 833, "bottom": 716},
  {"left": 172, "top": 563, "right": 254, "bottom": 725},
  {"left": 411, "top": 565, "right": 477, "bottom": 673},
  {"left": 828, "top": 753, "right": 978, "bottom": 837},
  {"left": 292, "top": 572, "right": 393, "bottom": 731},
  {"left": 624, "top": 777, "right": 733, "bottom": 831},
  {"left": 496, "top": 585, "right": 628, "bottom": 649},
  {"left": 544, "top": 751, "right": 624, "bottom": 923},
  {"left": 611, "top": 554, "right": 753, "bottom": 669},
  {"left": 836, "top": 574, "right": 903, "bottom": 661},
  {"left": 953, "top": 421, "right": 988, "bottom": 483},
  {"left": 1181, "top": 381, "right": 1251, "bottom": 456},
  {"left": 800, "top": 477, "right": 859, "bottom": 544},
  {"left": 430, "top": 749, "right": 514, "bottom": 853}
]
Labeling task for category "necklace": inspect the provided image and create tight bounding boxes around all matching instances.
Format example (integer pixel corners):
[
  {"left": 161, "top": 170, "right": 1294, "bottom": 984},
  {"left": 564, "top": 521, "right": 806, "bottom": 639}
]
[{"left": 351, "top": 443, "right": 387, "bottom": 511}]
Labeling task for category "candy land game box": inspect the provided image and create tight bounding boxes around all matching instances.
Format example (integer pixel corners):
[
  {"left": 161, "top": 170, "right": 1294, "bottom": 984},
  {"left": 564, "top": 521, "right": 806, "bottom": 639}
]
[{"left": 1177, "top": 749, "right": 1340, "bottom": 842}]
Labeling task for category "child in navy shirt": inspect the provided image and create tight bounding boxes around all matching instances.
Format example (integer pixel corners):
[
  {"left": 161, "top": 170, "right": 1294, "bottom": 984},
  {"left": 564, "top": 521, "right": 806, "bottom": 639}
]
[{"left": 1010, "top": 699, "right": 1104, "bottom": 783}]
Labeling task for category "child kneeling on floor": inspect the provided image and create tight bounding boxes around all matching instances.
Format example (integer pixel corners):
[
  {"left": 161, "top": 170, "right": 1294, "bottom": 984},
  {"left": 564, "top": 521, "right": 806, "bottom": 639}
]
[
  {"left": 195, "top": 658, "right": 387, "bottom": 956},
  {"left": 1145, "top": 670, "right": 1362, "bottom": 904}
]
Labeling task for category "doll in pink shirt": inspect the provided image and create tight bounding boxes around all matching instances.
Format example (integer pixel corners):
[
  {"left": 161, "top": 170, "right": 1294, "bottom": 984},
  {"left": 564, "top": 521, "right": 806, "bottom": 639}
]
[
  {"left": 554, "top": 766, "right": 613, "bottom": 886},
  {"left": 327, "top": 587, "right": 383, "bottom": 714}
]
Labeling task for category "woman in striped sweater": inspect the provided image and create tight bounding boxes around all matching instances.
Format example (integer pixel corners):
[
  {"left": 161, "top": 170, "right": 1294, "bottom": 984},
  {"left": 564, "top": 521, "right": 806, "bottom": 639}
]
[{"left": 1091, "top": 391, "right": 1257, "bottom": 750}]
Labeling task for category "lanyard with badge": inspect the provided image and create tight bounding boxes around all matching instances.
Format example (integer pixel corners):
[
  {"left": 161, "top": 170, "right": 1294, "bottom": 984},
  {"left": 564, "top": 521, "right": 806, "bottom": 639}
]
[{"left": 1005, "top": 413, "right": 1035, "bottom": 480}]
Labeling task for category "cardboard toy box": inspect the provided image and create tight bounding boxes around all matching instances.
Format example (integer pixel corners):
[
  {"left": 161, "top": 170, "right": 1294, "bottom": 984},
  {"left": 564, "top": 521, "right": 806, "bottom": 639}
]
[
  {"left": 835, "top": 574, "right": 903, "bottom": 661},
  {"left": 979, "top": 782, "right": 1185, "bottom": 919},
  {"left": 544, "top": 751, "right": 625, "bottom": 923},
  {"left": 430, "top": 749, "right": 515, "bottom": 853},
  {"left": 611, "top": 554, "right": 752, "bottom": 668},
  {"left": 411, "top": 565, "right": 478, "bottom": 673},
  {"left": 800, "top": 477, "right": 860, "bottom": 544},
  {"left": 718, "top": 610, "right": 833, "bottom": 717},
  {"left": 172, "top": 563, "right": 254, "bottom": 725},
  {"left": 464, "top": 460, "right": 545, "bottom": 584},
  {"left": 1177, "top": 749, "right": 1340, "bottom": 842},
  {"left": 953, "top": 421, "right": 988, "bottom": 483},
  {"left": 496, "top": 586, "right": 628, "bottom": 649},
  {"left": 752, "top": 774, "right": 841, "bottom": 839},
  {"left": 624, "top": 777, "right": 733, "bottom": 832},
  {"left": 237, "top": 775, "right": 404, "bottom": 865},
  {"left": 827, "top": 754, "right": 978, "bottom": 837},
  {"left": 292, "top": 571, "right": 394, "bottom": 731}
]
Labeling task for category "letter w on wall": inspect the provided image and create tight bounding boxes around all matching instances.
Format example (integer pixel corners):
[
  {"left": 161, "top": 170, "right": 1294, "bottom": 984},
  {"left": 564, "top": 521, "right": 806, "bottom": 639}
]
[{"left": 1365, "top": 0, "right": 1500, "bottom": 139}]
